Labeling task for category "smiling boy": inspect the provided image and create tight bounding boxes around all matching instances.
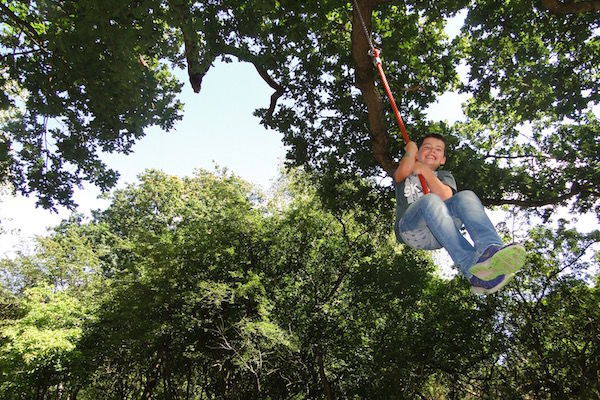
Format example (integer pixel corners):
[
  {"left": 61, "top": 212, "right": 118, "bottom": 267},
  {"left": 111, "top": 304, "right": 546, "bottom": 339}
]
[{"left": 393, "top": 133, "right": 526, "bottom": 294}]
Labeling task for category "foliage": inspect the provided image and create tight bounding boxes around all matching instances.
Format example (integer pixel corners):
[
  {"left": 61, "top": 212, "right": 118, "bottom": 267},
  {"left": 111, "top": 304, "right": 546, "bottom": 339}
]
[
  {"left": 453, "top": 0, "right": 600, "bottom": 216},
  {"left": 72, "top": 170, "right": 295, "bottom": 399},
  {"left": 1, "top": 0, "right": 183, "bottom": 209},
  {"left": 493, "top": 224, "right": 600, "bottom": 398},
  {"left": 1, "top": 1, "right": 600, "bottom": 397},
  {"left": 0, "top": 169, "right": 598, "bottom": 398},
  {"left": 1, "top": 0, "right": 599, "bottom": 219},
  {"left": 0, "top": 216, "right": 106, "bottom": 294},
  {"left": 0, "top": 285, "right": 86, "bottom": 399}
]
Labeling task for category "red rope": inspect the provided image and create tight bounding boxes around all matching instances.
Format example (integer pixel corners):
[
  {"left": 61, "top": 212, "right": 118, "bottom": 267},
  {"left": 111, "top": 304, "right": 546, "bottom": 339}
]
[{"left": 372, "top": 48, "right": 429, "bottom": 193}]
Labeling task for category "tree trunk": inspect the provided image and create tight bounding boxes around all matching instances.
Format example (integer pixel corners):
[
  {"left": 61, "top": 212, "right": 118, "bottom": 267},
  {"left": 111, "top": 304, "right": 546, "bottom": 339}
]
[
  {"left": 316, "top": 345, "right": 334, "bottom": 400},
  {"left": 541, "top": 0, "right": 600, "bottom": 14},
  {"left": 351, "top": 0, "right": 398, "bottom": 176}
]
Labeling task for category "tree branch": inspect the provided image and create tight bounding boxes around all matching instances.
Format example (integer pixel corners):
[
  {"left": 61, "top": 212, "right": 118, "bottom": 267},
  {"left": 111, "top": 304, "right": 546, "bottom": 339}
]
[
  {"left": 483, "top": 152, "right": 551, "bottom": 161},
  {"left": 481, "top": 183, "right": 590, "bottom": 207},
  {"left": 315, "top": 345, "right": 334, "bottom": 400},
  {"left": 168, "top": 0, "right": 211, "bottom": 93},
  {"left": 541, "top": 0, "right": 600, "bottom": 14},
  {"left": 534, "top": 238, "right": 599, "bottom": 312},
  {"left": 254, "top": 66, "right": 284, "bottom": 119},
  {"left": 0, "top": 49, "right": 41, "bottom": 59},
  {"left": 215, "top": 44, "right": 285, "bottom": 119},
  {"left": 400, "top": 84, "right": 427, "bottom": 93},
  {"left": 165, "top": 0, "right": 285, "bottom": 117},
  {"left": 0, "top": 2, "right": 49, "bottom": 54}
]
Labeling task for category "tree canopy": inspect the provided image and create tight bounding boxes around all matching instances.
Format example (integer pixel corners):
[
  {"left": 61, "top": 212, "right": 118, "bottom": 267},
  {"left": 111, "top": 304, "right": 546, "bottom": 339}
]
[
  {"left": 1, "top": 0, "right": 599, "bottom": 218},
  {"left": 2, "top": 3, "right": 600, "bottom": 397},
  {"left": 0, "top": 169, "right": 598, "bottom": 398}
]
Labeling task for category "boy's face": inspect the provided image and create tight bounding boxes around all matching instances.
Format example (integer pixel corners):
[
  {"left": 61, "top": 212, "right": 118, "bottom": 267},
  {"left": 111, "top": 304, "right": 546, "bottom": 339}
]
[{"left": 418, "top": 137, "right": 446, "bottom": 170}]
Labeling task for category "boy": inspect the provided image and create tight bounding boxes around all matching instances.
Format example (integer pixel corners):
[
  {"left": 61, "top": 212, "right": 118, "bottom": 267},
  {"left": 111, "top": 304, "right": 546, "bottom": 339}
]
[{"left": 393, "top": 133, "right": 526, "bottom": 294}]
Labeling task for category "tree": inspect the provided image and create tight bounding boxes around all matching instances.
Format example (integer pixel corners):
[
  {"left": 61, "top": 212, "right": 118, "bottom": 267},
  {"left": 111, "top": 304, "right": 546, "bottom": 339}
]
[
  {"left": 0, "top": 168, "right": 599, "bottom": 398},
  {"left": 1, "top": 0, "right": 599, "bottom": 218},
  {"left": 232, "top": 170, "right": 510, "bottom": 399},
  {"left": 0, "top": 0, "right": 183, "bottom": 209},
  {"left": 73, "top": 169, "right": 296, "bottom": 399},
  {"left": 492, "top": 223, "right": 600, "bottom": 398},
  {"left": 0, "top": 169, "right": 504, "bottom": 398},
  {"left": 0, "top": 285, "right": 86, "bottom": 400},
  {"left": 453, "top": 0, "right": 600, "bottom": 217},
  {"left": 541, "top": 0, "right": 600, "bottom": 15}
]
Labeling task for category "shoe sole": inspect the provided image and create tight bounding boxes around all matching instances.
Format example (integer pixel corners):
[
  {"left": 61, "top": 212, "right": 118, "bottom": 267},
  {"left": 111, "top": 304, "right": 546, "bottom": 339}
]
[
  {"left": 472, "top": 273, "right": 516, "bottom": 295},
  {"left": 470, "top": 244, "right": 526, "bottom": 280}
]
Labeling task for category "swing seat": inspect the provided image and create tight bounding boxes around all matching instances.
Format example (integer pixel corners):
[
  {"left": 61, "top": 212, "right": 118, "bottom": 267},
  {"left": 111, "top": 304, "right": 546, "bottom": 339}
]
[
  {"left": 399, "top": 217, "right": 462, "bottom": 251},
  {"left": 400, "top": 226, "right": 443, "bottom": 250}
]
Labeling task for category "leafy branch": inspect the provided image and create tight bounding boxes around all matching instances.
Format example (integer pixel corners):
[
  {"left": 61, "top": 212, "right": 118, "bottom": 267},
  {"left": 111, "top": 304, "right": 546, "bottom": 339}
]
[{"left": 0, "top": 2, "right": 49, "bottom": 54}]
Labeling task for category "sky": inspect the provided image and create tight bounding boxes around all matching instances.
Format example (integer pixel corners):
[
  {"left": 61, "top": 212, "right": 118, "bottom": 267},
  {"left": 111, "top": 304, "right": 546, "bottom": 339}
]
[
  {"left": 0, "top": 11, "right": 531, "bottom": 262},
  {"left": 0, "top": 61, "right": 287, "bottom": 256},
  {"left": 0, "top": 57, "right": 470, "bottom": 257}
]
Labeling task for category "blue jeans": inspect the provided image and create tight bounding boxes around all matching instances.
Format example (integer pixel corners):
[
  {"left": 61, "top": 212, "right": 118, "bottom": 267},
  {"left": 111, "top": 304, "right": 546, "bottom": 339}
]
[{"left": 395, "top": 190, "right": 503, "bottom": 278}]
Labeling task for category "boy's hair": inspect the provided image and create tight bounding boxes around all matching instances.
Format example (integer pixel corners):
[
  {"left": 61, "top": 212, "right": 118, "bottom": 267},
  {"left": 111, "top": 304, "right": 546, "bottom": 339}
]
[{"left": 418, "top": 133, "right": 447, "bottom": 155}]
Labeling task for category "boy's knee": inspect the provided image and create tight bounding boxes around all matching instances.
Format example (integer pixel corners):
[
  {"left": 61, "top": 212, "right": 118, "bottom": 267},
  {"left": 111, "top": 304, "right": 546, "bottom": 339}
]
[
  {"left": 456, "top": 190, "right": 480, "bottom": 201},
  {"left": 421, "top": 193, "right": 445, "bottom": 206},
  {"left": 453, "top": 190, "right": 484, "bottom": 209},
  {"left": 420, "top": 193, "right": 450, "bottom": 219}
]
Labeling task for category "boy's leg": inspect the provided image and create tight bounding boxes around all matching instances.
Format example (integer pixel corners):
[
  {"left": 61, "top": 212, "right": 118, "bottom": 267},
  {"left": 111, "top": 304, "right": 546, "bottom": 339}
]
[
  {"left": 398, "top": 194, "right": 477, "bottom": 277},
  {"left": 444, "top": 191, "right": 503, "bottom": 254},
  {"left": 444, "top": 191, "right": 525, "bottom": 280}
]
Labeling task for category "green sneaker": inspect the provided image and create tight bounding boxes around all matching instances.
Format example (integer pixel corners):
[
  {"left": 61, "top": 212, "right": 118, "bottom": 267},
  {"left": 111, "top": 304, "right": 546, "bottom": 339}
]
[{"left": 470, "top": 243, "right": 526, "bottom": 280}]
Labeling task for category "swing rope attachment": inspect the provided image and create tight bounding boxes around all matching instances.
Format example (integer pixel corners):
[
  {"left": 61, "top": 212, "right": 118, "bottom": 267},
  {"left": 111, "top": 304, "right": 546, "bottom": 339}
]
[{"left": 352, "top": 0, "right": 429, "bottom": 194}]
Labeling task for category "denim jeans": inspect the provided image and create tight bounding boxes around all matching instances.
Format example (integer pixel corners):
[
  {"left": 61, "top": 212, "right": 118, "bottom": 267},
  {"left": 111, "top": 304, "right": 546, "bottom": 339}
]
[{"left": 396, "top": 190, "right": 503, "bottom": 278}]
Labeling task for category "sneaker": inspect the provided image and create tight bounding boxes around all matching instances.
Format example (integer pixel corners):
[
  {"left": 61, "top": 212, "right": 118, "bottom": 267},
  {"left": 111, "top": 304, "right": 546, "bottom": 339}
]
[
  {"left": 470, "top": 243, "right": 526, "bottom": 280},
  {"left": 470, "top": 273, "right": 515, "bottom": 295},
  {"left": 469, "top": 245, "right": 501, "bottom": 278}
]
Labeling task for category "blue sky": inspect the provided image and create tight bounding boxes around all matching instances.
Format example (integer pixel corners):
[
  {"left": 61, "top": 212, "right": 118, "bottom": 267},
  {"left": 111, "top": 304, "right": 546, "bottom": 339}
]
[
  {"left": 100, "top": 62, "right": 286, "bottom": 189},
  {"left": 0, "top": 61, "right": 289, "bottom": 256}
]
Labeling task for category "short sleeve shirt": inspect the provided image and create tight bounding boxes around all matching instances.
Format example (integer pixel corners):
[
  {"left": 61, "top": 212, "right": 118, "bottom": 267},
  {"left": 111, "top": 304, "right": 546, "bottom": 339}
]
[{"left": 394, "top": 170, "right": 457, "bottom": 223}]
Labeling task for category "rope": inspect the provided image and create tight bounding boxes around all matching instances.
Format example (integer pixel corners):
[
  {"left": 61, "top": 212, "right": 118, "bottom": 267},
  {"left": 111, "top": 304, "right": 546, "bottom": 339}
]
[
  {"left": 351, "top": 0, "right": 429, "bottom": 194},
  {"left": 352, "top": 0, "right": 376, "bottom": 54}
]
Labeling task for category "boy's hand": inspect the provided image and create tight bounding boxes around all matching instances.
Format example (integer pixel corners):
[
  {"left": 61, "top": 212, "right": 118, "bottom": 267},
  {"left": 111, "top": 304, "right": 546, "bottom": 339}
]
[
  {"left": 412, "top": 161, "right": 428, "bottom": 175},
  {"left": 404, "top": 141, "right": 418, "bottom": 158},
  {"left": 394, "top": 141, "right": 419, "bottom": 183}
]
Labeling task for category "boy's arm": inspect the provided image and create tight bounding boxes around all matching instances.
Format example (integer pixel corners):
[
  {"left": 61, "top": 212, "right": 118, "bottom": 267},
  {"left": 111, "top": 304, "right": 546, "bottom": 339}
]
[
  {"left": 413, "top": 162, "right": 453, "bottom": 200},
  {"left": 393, "top": 141, "right": 418, "bottom": 183}
]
